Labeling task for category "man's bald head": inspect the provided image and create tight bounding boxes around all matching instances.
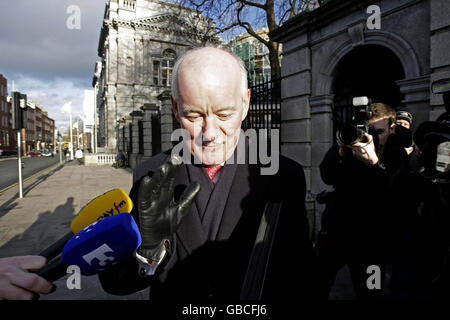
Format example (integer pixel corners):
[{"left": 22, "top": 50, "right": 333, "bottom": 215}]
[
  {"left": 171, "top": 47, "right": 248, "bottom": 103},
  {"left": 169, "top": 46, "right": 250, "bottom": 166}
]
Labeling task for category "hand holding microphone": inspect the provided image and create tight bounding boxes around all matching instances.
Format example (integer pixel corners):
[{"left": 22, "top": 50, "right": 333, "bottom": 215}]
[
  {"left": 137, "top": 156, "right": 200, "bottom": 263},
  {"left": 0, "top": 213, "right": 141, "bottom": 300},
  {"left": 1, "top": 189, "right": 135, "bottom": 300},
  {"left": 0, "top": 256, "right": 55, "bottom": 300}
]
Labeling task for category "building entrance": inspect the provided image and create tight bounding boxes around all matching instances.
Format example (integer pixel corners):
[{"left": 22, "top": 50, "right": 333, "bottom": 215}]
[{"left": 332, "top": 45, "right": 405, "bottom": 130}]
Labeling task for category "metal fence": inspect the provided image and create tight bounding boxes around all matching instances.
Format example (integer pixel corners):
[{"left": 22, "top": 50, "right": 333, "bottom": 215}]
[
  {"left": 242, "top": 77, "right": 281, "bottom": 150},
  {"left": 138, "top": 120, "right": 144, "bottom": 155},
  {"left": 151, "top": 112, "right": 161, "bottom": 155},
  {"left": 243, "top": 77, "right": 281, "bottom": 131}
]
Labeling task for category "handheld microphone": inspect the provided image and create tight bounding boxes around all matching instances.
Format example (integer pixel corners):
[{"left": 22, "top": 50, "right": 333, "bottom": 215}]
[
  {"left": 38, "top": 188, "right": 133, "bottom": 261},
  {"left": 36, "top": 213, "right": 141, "bottom": 282}
]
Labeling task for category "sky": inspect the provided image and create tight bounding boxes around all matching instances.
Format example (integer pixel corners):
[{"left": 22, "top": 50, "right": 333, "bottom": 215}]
[
  {"left": 0, "top": 0, "right": 278, "bottom": 133},
  {"left": 0, "top": 0, "right": 108, "bottom": 132}
]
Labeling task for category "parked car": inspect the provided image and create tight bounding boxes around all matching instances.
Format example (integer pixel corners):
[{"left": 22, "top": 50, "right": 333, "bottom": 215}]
[
  {"left": 27, "top": 150, "right": 42, "bottom": 157},
  {"left": 42, "top": 150, "right": 53, "bottom": 157}
]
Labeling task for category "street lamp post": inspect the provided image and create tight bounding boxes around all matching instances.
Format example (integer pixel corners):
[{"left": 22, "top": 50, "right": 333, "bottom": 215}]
[{"left": 69, "top": 113, "right": 74, "bottom": 160}]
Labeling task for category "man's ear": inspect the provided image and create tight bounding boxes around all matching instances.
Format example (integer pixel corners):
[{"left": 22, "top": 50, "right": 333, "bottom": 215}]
[
  {"left": 171, "top": 94, "right": 181, "bottom": 123},
  {"left": 241, "top": 89, "right": 250, "bottom": 121}
]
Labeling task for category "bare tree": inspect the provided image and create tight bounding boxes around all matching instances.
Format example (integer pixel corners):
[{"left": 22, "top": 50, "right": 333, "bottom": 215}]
[{"left": 174, "top": 0, "right": 321, "bottom": 79}]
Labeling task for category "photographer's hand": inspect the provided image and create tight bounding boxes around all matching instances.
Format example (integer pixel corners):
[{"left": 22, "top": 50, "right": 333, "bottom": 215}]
[
  {"left": 351, "top": 133, "right": 379, "bottom": 165},
  {"left": 137, "top": 156, "right": 201, "bottom": 263}
]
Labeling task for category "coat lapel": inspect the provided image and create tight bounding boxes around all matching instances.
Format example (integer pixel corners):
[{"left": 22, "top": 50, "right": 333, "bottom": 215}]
[
  {"left": 201, "top": 163, "right": 238, "bottom": 240},
  {"left": 215, "top": 163, "right": 253, "bottom": 240},
  {"left": 175, "top": 164, "right": 208, "bottom": 255}
]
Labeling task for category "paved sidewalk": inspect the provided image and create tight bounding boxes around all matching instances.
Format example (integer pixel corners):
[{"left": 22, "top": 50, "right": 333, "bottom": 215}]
[
  {"left": 0, "top": 161, "right": 149, "bottom": 300},
  {"left": 0, "top": 160, "right": 356, "bottom": 300}
]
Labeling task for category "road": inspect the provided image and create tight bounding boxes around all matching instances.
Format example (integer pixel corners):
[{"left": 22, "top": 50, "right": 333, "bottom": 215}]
[{"left": 0, "top": 154, "right": 61, "bottom": 191}]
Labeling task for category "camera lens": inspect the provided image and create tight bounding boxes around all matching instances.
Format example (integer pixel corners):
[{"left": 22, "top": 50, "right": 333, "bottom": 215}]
[{"left": 337, "top": 123, "right": 365, "bottom": 145}]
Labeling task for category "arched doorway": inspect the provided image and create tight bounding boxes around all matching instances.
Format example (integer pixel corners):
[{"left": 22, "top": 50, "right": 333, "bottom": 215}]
[{"left": 332, "top": 44, "right": 405, "bottom": 130}]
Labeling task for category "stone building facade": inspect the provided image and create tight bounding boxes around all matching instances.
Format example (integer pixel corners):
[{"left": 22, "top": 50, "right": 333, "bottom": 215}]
[
  {"left": 93, "top": 0, "right": 218, "bottom": 161},
  {"left": 271, "top": 0, "right": 450, "bottom": 232}
]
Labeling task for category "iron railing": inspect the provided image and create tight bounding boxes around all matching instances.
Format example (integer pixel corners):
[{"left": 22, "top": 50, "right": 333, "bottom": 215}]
[{"left": 242, "top": 77, "right": 281, "bottom": 152}]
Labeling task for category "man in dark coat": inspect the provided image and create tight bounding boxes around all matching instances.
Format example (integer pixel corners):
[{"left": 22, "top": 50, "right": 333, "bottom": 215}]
[
  {"left": 316, "top": 103, "right": 408, "bottom": 299},
  {"left": 98, "top": 47, "right": 318, "bottom": 300}
]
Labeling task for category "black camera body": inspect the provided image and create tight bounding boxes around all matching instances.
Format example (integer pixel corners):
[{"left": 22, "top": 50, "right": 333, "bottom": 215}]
[{"left": 336, "top": 96, "right": 378, "bottom": 146}]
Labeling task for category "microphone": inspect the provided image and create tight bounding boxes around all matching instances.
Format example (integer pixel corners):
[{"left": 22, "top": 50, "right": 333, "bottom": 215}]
[
  {"left": 35, "top": 213, "right": 141, "bottom": 282},
  {"left": 38, "top": 188, "right": 133, "bottom": 261}
]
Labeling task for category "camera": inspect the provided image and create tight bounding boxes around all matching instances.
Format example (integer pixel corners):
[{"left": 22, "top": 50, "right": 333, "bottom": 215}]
[{"left": 336, "top": 96, "right": 378, "bottom": 146}]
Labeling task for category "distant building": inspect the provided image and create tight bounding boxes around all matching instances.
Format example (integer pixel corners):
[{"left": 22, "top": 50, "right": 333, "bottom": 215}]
[
  {"left": 0, "top": 73, "right": 55, "bottom": 154},
  {"left": 25, "top": 102, "right": 35, "bottom": 152},
  {"left": 26, "top": 101, "right": 55, "bottom": 151},
  {"left": 0, "top": 74, "right": 14, "bottom": 154},
  {"left": 94, "top": 0, "right": 218, "bottom": 152},
  {"left": 227, "top": 28, "right": 279, "bottom": 85}
]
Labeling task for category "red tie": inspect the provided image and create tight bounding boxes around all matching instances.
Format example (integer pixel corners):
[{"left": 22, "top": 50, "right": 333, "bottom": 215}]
[{"left": 205, "top": 165, "right": 223, "bottom": 182}]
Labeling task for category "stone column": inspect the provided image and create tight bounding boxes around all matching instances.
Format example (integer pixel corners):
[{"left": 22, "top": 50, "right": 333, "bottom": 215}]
[
  {"left": 158, "top": 90, "right": 174, "bottom": 152},
  {"left": 309, "top": 94, "right": 334, "bottom": 235},
  {"left": 129, "top": 110, "right": 143, "bottom": 169},
  {"left": 279, "top": 40, "right": 314, "bottom": 240},
  {"left": 309, "top": 95, "right": 334, "bottom": 193},
  {"left": 116, "top": 119, "right": 124, "bottom": 152},
  {"left": 122, "top": 115, "right": 132, "bottom": 157},
  {"left": 106, "top": 92, "right": 117, "bottom": 153},
  {"left": 140, "top": 103, "right": 159, "bottom": 161}
]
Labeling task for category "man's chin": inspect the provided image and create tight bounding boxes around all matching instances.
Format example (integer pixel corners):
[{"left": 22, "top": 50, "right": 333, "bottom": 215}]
[
  {"left": 201, "top": 155, "right": 225, "bottom": 166},
  {"left": 194, "top": 150, "right": 226, "bottom": 166}
]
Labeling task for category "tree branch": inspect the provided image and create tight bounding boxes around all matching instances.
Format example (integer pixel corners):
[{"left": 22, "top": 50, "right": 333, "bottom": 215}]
[
  {"left": 240, "top": 0, "right": 267, "bottom": 10},
  {"left": 236, "top": 2, "right": 270, "bottom": 46},
  {"left": 215, "top": 22, "right": 241, "bottom": 34}
]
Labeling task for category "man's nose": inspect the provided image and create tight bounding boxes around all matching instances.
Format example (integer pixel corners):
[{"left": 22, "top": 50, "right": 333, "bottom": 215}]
[{"left": 202, "top": 116, "right": 218, "bottom": 142}]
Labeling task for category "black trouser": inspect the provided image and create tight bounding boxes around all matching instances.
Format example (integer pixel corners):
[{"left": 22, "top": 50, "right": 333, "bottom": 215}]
[{"left": 316, "top": 235, "right": 387, "bottom": 300}]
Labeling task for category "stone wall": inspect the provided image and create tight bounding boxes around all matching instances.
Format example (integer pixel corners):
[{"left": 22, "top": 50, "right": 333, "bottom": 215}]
[{"left": 430, "top": 0, "right": 450, "bottom": 120}]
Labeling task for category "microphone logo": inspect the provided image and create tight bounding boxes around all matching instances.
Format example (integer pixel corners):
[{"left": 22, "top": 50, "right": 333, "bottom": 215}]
[{"left": 82, "top": 243, "right": 116, "bottom": 267}]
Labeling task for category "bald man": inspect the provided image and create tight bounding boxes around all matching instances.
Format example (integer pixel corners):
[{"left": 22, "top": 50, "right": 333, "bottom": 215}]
[{"left": 99, "top": 47, "right": 318, "bottom": 300}]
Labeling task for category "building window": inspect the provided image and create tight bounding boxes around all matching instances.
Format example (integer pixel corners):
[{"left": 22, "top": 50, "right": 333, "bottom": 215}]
[
  {"left": 153, "top": 49, "right": 176, "bottom": 87},
  {"left": 153, "top": 61, "right": 160, "bottom": 85}
]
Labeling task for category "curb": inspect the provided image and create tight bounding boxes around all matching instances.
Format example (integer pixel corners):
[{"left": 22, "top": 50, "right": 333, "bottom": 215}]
[
  {"left": 0, "top": 161, "right": 65, "bottom": 195},
  {"left": 0, "top": 157, "right": 18, "bottom": 163}
]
